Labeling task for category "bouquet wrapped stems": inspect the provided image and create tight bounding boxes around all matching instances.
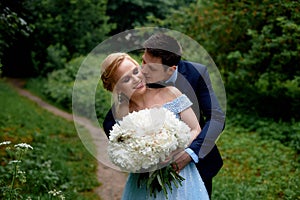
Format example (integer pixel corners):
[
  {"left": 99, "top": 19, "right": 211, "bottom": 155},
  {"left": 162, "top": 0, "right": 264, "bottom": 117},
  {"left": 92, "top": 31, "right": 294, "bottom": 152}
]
[{"left": 138, "top": 163, "right": 185, "bottom": 199}]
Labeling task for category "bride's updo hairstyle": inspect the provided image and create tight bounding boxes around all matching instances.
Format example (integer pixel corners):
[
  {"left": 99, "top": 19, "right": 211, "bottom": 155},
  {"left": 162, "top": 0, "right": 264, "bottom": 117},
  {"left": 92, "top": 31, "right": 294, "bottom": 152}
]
[{"left": 101, "top": 52, "right": 139, "bottom": 92}]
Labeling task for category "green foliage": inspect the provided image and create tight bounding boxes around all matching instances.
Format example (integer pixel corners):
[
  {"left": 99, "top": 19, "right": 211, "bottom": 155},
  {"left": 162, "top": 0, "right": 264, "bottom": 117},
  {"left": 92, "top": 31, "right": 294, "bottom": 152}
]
[
  {"left": 213, "top": 127, "right": 300, "bottom": 199},
  {"left": 40, "top": 55, "right": 111, "bottom": 124},
  {"left": 107, "top": 0, "right": 196, "bottom": 34},
  {"left": 240, "top": 16, "right": 300, "bottom": 79},
  {"left": 0, "top": 142, "right": 33, "bottom": 199},
  {"left": 0, "top": 2, "right": 34, "bottom": 77},
  {"left": 2, "top": 0, "right": 114, "bottom": 76},
  {"left": 228, "top": 112, "right": 300, "bottom": 153},
  {"left": 44, "top": 57, "right": 79, "bottom": 109},
  {"left": 44, "top": 44, "right": 70, "bottom": 75},
  {"left": 0, "top": 4, "right": 33, "bottom": 58},
  {"left": 25, "top": 76, "right": 300, "bottom": 200},
  {"left": 151, "top": 0, "right": 300, "bottom": 121},
  {"left": 0, "top": 80, "right": 99, "bottom": 199},
  {"left": 23, "top": 0, "right": 112, "bottom": 55}
]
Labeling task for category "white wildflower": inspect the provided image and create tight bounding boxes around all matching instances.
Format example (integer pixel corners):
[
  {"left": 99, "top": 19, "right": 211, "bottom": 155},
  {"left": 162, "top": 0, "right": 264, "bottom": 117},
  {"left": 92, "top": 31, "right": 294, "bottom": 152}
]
[
  {"left": 9, "top": 160, "right": 21, "bottom": 164},
  {"left": 14, "top": 143, "right": 33, "bottom": 150},
  {"left": 48, "top": 191, "right": 65, "bottom": 200},
  {"left": 18, "top": 170, "right": 26, "bottom": 175},
  {"left": 0, "top": 141, "right": 11, "bottom": 146}
]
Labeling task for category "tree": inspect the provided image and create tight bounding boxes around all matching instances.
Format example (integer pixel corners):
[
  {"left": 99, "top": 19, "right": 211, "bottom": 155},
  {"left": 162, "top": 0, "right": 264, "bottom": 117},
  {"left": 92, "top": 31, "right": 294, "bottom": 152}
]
[
  {"left": 148, "top": 0, "right": 300, "bottom": 120},
  {"left": 24, "top": 0, "right": 115, "bottom": 75},
  {"left": 106, "top": 0, "right": 196, "bottom": 34},
  {"left": 1, "top": 0, "right": 115, "bottom": 77},
  {"left": 0, "top": 1, "right": 34, "bottom": 77}
]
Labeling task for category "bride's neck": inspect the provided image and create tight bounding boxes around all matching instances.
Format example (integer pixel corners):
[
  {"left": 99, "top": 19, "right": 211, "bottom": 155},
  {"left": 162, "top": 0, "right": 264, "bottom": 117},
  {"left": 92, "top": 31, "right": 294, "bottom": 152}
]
[
  {"left": 129, "top": 89, "right": 155, "bottom": 111},
  {"left": 129, "top": 96, "right": 147, "bottom": 111}
]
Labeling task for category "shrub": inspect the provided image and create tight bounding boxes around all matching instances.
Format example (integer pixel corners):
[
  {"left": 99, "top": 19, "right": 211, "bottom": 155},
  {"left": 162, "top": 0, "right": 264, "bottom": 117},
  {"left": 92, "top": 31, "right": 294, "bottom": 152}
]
[
  {"left": 152, "top": 0, "right": 300, "bottom": 121},
  {"left": 43, "top": 54, "right": 111, "bottom": 124}
]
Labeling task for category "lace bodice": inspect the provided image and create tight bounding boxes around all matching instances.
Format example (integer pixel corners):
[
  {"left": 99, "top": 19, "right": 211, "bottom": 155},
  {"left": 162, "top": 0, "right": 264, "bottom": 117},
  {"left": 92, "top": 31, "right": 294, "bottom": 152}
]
[{"left": 163, "top": 94, "right": 192, "bottom": 118}]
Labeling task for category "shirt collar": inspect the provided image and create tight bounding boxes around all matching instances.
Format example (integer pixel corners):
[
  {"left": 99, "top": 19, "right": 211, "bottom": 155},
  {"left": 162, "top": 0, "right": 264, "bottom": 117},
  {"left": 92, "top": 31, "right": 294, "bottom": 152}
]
[{"left": 165, "top": 66, "right": 178, "bottom": 85}]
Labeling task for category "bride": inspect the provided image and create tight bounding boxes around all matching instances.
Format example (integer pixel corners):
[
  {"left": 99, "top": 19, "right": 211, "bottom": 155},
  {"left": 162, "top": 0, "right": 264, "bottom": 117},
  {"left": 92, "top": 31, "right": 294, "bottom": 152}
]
[{"left": 101, "top": 53, "right": 209, "bottom": 200}]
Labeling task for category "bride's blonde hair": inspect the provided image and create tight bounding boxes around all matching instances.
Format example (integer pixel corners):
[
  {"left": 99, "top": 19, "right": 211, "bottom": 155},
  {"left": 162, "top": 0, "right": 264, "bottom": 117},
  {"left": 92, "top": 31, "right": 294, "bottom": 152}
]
[
  {"left": 101, "top": 52, "right": 140, "bottom": 92},
  {"left": 101, "top": 53, "right": 140, "bottom": 119}
]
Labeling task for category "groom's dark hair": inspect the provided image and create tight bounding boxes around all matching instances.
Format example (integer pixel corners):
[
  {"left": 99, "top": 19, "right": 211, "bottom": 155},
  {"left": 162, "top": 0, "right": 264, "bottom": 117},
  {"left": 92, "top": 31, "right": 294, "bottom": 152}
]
[{"left": 143, "top": 33, "right": 182, "bottom": 67}]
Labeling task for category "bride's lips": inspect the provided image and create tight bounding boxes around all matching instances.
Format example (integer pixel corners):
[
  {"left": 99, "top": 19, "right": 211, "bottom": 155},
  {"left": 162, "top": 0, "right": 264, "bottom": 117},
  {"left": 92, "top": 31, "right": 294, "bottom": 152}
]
[{"left": 134, "top": 81, "right": 145, "bottom": 89}]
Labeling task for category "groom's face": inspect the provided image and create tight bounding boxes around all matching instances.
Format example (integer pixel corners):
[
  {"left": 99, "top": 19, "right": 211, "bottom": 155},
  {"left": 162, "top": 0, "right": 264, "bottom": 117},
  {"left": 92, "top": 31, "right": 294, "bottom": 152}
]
[{"left": 141, "top": 51, "right": 173, "bottom": 83}]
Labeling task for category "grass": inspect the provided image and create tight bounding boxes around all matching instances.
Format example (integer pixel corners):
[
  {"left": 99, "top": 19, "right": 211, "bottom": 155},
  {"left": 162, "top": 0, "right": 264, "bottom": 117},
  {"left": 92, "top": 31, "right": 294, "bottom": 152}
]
[
  {"left": 4, "top": 77, "right": 299, "bottom": 199},
  {"left": 0, "top": 79, "right": 100, "bottom": 199},
  {"left": 213, "top": 126, "right": 300, "bottom": 199}
]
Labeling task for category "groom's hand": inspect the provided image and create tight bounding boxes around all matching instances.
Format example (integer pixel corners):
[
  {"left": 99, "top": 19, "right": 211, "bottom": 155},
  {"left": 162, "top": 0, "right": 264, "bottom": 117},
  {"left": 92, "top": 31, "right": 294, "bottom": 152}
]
[{"left": 173, "top": 151, "right": 192, "bottom": 173}]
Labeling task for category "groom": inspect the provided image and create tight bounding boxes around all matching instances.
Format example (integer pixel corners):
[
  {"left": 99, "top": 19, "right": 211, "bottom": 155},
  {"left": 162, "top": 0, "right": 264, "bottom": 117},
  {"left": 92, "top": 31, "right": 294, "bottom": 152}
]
[
  {"left": 103, "top": 33, "right": 225, "bottom": 199},
  {"left": 140, "top": 33, "right": 225, "bottom": 198}
]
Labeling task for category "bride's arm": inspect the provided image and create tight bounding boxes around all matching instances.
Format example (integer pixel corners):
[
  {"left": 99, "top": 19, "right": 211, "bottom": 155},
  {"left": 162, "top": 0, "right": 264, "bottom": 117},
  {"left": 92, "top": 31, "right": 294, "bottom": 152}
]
[
  {"left": 180, "top": 107, "right": 201, "bottom": 144},
  {"left": 160, "top": 108, "right": 201, "bottom": 172},
  {"left": 161, "top": 107, "right": 201, "bottom": 166},
  {"left": 166, "top": 86, "right": 201, "bottom": 143}
]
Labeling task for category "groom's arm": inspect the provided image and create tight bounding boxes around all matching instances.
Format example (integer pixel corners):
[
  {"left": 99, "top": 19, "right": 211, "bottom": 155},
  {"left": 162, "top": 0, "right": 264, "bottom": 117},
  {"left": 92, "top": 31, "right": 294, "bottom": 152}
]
[
  {"left": 175, "top": 64, "right": 225, "bottom": 171},
  {"left": 103, "top": 108, "right": 116, "bottom": 138},
  {"left": 189, "top": 66, "right": 225, "bottom": 158}
]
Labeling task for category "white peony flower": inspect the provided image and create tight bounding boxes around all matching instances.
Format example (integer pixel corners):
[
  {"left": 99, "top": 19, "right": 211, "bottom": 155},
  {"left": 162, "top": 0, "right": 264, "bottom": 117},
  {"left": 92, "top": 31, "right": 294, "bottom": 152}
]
[{"left": 108, "top": 107, "right": 191, "bottom": 172}]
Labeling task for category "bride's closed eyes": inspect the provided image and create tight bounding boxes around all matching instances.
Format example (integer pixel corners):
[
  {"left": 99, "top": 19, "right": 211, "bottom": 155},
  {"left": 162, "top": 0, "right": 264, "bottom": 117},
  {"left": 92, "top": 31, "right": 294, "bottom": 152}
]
[
  {"left": 121, "top": 67, "right": 140, "bottom": 83},
  {"left": 133, "top": 68, "right": 139, "bottom": 75}
]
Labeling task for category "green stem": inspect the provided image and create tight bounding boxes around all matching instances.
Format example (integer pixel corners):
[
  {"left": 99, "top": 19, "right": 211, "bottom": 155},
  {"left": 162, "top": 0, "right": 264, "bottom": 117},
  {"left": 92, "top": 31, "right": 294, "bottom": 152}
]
[
  {"left": 9, "top": 162, "right": 18, "bottom": 199},
  {"left": 9, "top": 150, "right": 24, "bottom": 199}
]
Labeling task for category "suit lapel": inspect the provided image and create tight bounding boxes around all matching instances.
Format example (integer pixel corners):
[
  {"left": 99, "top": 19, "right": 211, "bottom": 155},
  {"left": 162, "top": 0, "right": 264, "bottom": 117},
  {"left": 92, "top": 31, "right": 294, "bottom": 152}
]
[{"left": 175, "top": 71, "right": 200, "bottom": 120}]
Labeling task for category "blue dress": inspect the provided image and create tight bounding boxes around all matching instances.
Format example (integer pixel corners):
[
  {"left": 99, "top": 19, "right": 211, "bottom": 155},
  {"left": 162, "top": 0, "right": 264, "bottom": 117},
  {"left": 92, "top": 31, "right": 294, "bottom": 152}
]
[{"left": 121, "top": 95, "right": 209, "bottom": 200}]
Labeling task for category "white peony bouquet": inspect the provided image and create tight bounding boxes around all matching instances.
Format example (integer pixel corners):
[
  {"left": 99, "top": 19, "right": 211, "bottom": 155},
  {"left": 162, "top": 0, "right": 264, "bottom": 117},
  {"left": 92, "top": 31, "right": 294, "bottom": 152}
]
[{"left": 108, "top": 107, "right": 191, "bottom": 198}]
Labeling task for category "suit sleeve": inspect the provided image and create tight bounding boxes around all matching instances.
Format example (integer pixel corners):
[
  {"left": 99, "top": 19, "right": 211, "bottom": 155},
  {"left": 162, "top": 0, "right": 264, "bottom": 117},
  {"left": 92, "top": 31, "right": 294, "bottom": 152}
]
[
  {"left": 103, "top": 108, "right": 116, "bottom": 138},
  {"left": 189, "top": 67, "right": 225, "bottom": 159}
]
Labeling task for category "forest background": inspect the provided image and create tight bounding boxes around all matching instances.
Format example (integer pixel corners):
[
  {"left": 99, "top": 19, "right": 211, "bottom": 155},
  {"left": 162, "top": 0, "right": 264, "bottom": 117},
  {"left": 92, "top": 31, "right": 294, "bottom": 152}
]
[{"left": 0, "top": 0, "right": 299, "bottom": 199}]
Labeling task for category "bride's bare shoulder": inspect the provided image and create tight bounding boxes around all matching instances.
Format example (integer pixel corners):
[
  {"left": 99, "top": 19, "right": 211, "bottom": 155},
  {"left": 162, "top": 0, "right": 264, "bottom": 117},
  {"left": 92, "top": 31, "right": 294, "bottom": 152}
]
[
  {"left": 156, "top": 86, "right": 182, "bottom": 103},
  {"left": 164, "top": 86, "right": 182, "bottom": 97}
]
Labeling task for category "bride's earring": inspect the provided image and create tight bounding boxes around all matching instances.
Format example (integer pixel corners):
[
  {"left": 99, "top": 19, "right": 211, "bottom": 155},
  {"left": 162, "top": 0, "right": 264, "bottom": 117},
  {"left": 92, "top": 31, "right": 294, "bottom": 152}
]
[{"left": 118, "top": 93, "right": 122, "bottom": 104}]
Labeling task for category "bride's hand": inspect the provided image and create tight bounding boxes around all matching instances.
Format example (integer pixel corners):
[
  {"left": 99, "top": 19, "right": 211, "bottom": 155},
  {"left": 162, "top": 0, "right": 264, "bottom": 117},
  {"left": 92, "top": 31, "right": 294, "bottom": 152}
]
[
  {"left": 159, "top": 149, "right": 186, "bottom": 169},
  {"left": 173, "top": 151, "right": 192, "bottom": 173}
]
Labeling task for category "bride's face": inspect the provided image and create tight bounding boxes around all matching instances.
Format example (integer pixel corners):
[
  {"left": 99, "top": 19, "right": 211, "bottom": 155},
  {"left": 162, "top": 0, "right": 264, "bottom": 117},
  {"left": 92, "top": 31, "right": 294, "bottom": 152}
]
[{"left": 114, "top": 58, "right": 146, "bottom": 98}]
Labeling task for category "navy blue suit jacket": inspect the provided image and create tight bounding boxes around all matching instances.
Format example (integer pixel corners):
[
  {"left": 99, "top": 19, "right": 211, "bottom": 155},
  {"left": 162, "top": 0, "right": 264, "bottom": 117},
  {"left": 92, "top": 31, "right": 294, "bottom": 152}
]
[{"left": 103, "top": 60, "right": 225, "bottom": 181}]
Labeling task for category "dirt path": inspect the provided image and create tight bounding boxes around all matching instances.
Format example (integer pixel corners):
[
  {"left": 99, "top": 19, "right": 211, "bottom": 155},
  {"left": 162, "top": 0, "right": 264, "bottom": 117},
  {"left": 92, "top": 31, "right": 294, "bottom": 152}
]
[{"left": 6, "top": 78, "right": 127, "bottom": 200}]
